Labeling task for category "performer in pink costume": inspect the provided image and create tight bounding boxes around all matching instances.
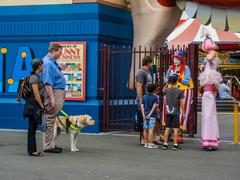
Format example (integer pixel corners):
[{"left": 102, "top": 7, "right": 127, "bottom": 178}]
[{"left": 199, "top": 34, "right": 222, "bottom": 151}]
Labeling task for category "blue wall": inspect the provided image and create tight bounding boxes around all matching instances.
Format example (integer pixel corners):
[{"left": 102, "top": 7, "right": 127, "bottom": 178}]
[{"left": 0, "top": 3, "right": 133, "bottom": 132}]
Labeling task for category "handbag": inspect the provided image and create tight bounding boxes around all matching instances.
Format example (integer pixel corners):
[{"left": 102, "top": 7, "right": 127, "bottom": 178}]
[{"left": 23, "top": 100, "right": 43, "bottom": 124}]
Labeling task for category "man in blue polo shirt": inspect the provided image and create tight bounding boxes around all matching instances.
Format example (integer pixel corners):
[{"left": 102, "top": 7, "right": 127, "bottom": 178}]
[{"left": 41, "top": 43, "right": 66, "bottom": 153}]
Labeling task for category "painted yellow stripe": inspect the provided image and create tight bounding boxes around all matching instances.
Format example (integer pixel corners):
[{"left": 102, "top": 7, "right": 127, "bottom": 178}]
[
  {"left": 0, "top": 0, "right": 72, "bottom": 6},
  {"left": 0, "top": 0, "right": 130, "bottom": 8}
]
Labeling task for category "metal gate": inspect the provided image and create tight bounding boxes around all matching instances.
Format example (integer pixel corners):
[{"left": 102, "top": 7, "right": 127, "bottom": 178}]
[{"left": 99, "top": 44, "right": 198, "bottom": 136}]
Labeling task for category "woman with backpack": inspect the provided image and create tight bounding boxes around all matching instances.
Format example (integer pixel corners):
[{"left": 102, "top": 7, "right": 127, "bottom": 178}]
[{"left": 23, "top": 59, "right": 45, "bottom": 156}]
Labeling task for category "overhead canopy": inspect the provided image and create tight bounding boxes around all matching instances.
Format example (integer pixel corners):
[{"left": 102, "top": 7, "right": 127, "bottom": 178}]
[{"left": 167, "top": 18, "right": 240, "bottom": 50}]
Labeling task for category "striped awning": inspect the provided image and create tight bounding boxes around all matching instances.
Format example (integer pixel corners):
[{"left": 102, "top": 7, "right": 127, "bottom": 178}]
[{"left": 167, "top": 18, "right": 240, "bottom": 48}]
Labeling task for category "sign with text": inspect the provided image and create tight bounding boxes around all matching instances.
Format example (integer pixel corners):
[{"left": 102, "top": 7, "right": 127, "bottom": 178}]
[{"left": 53, "top": 42, "right": 86, "bottom": 101}]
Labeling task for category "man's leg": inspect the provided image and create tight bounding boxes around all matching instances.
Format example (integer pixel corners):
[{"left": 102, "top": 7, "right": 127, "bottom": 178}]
[
  {"left": 43, "top": 114, "right": 56, "bottom": 150},
  {"left": 52, "top": 90, "right": 65, "bottom": 146},
  {"left": 138, "top": 107, "right": 145, "bottom": 144},
  {"left": 43, "top": 90, "right": 65, "bottom": 151}
]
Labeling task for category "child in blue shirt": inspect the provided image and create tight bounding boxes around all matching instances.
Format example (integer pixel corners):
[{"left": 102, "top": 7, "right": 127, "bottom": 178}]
[{"left": 141, "top": 83, "right": 159, "bottom": 149}]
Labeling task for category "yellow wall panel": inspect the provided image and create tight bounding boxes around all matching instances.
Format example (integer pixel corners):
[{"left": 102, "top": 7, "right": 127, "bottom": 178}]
[
  {"left": 0, "top": 0, "right": 72, "bottom": 6},
  {"left": 73, "top": 0, "right": 130, "bottom": 9}
]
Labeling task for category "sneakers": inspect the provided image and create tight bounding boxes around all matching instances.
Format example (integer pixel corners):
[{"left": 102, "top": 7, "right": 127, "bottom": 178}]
[
  {"left": 144, "top": 144, "right": 149, "bottom": 148},
  {"left": 162, "top": 143, "right": 169, "bottom": 150},
  {"left": 153, "top": 136, "right": 160, "bottom": 142},
  {"left": 172, "top": 144, "right": 182, "bottom": 151},
  {"left": 148, "top": 143, "right": 159, "bottom": 149}
]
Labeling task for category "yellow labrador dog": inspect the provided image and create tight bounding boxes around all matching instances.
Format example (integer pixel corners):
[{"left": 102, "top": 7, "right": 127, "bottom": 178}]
[{"left": 55, "top": 115, "right": 96, "bottom": 152}]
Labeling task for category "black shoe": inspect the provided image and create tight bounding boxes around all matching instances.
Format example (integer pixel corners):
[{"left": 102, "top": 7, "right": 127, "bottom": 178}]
[
  {"left": 29, "top": 152, "right": 44, "bottom": 157},
  {"left": 55, "top": 146, "right": 63, "bottom": 152},
  {"left": 206, "top": 147, "right": 216, "bottom": 151},
  {"left": 44, "top": 147, "right": 62, "bottom": 153},
  {"left": 162, "top": 144, "right": 169, "bottom": 150},
  {"left": 172, "top": 144, "right": 182, "bottom": 151}
]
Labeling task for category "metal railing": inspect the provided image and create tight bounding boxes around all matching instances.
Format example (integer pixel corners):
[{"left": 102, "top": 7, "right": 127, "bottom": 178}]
[{"left": 99, "top": 44, "right": 199, "bottom": 136}]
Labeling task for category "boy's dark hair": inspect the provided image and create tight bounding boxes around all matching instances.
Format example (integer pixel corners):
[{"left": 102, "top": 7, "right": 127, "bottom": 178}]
[
  {"left": 168, "top": 75, "right": 178, "bottom": 85},
  {"left": 222, "top": 79, "right": 228, "bottom": 84},
  {"left": 48, "top": 43, "right": 62, "bottom": 53},
  {"left": 31, "top": 59, "right": 43, "bottom": 72},
  {"left": 147, "top": 83, "right": 157, "bottom": 94},
  {"left": 142, "top": 56, "right": 153, "bottom": 66}
]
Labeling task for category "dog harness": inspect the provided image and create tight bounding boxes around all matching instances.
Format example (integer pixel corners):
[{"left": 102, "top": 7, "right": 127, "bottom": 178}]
[
  {"left": 66, "top": 118, "right": 82, "bottom": 132},
  {"left": 58, "top": 109, "right": 82, "bottom": 133}
]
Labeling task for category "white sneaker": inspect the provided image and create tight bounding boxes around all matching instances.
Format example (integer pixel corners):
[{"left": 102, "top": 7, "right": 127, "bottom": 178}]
[
  {"left": 144, "top": 144, "right": 149, "bottom": 148},
  {"left": 148, "top": 143, "right": 159, "bottom": 149},
  {"left": 153, "top": 136, "right": 160, "bottom": 142}
]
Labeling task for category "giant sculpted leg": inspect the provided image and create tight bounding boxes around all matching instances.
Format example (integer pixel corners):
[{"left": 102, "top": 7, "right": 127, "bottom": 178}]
[{"left": 128, "top": 0, "right": 182, "bottom": 89}]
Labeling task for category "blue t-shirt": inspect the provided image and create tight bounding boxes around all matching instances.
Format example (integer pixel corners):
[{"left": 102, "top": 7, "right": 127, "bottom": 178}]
[
  {"left": 40, "top": 54, "right": 66, "bottom": 89},
  {"left": 141, "top": 94, "right": 159, "bottom": 118}
]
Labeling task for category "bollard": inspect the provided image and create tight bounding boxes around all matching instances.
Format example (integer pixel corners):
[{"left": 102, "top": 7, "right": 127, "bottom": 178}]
[{"left": 233, "top": 102, "right": 239, "bottom": 144}]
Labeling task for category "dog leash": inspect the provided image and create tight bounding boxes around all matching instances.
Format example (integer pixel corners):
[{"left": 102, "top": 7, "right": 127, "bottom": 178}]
[{"left": 60, "top": 109, "right": 69, "bottom": 117}]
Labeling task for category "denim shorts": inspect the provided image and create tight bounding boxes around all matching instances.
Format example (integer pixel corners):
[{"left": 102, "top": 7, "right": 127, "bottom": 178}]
[{"left": 143, "top": 117, "right": 156, "bottom": 130}]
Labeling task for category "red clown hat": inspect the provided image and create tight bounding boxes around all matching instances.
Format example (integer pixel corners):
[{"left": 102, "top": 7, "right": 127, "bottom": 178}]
[{"left": 171, "top": 50, "right": 186, "bottom": 61}]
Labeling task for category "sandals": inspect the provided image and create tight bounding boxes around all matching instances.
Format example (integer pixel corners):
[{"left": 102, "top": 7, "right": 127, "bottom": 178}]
[{"left": 29, "top": 152, "right": 44, "bottom": 157}]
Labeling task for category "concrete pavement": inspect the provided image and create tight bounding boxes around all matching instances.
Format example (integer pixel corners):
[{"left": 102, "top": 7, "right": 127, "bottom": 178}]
[{"left": 0, "top": 114, "right": 239, "bottom": 180}]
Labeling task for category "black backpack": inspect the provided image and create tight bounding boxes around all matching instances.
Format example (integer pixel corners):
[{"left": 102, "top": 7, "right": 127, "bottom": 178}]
[{"left": 17, "top": 75, "right": 32, "bottom": 102}]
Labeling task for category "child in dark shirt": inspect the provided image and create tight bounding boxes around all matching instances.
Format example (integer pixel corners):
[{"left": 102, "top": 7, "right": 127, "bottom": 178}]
[
  {"left": 162, "top": 75, "right": 185, "bottom": 150},
  {"left": 141, "top": 83, "right": 159, "bottom": 149}
]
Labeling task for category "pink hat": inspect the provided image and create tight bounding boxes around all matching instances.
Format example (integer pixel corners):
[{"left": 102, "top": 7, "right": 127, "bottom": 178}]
[{"left": 202, "top": 38, "right": 217, "bottom": 52}]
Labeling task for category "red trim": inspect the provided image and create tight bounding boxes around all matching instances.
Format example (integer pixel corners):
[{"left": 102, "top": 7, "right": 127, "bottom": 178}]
[
  {"left": 168, "top": 19, "right": 200, "bottom": 48},
  {"left": 171, "top": 55, "right": 186, "bottom": 61},
  {"left": 157, "top": 0, "right": 176, "bottom": 7},
  {"left": 163, "top": 96, "right": 167, "bottom": 124},
  {"left": 201, "top": 139, "right": 220, "bottom": 142},
  {"left": 178, "top": 64, "right": 185, "bottom": 75},
  {"left": 178, "top": 77, "right": 182, "bottom": 82},
  {"left": 180, "top": 89, "right": 189, "bottom": 126},
  {"left": 216, "top": 30, "right": 240, "bottom": 42}
]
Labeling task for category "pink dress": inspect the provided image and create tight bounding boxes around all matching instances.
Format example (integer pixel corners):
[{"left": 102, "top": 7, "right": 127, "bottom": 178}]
[{"left": 199, "top": 56, "right": 222, "bottom": 149}]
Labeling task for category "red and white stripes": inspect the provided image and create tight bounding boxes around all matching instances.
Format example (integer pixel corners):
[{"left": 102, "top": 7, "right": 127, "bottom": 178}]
[{"left": 167, "top": 18, "right": 240, "bottom": 48}]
